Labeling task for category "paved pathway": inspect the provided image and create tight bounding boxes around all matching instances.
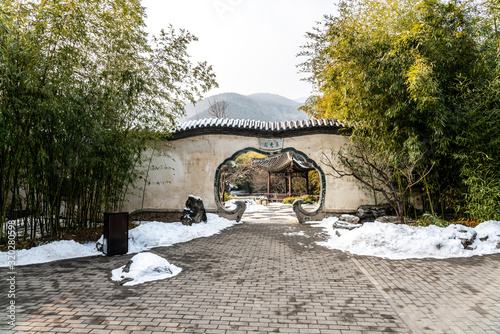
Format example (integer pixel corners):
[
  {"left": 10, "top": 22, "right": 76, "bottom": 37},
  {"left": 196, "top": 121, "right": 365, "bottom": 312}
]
[
  {"left": 1, "top": 208, "right": 500, "bottom": 334},
  {"left": 241, "top": 203, "right": 300, "bottom": 224}
]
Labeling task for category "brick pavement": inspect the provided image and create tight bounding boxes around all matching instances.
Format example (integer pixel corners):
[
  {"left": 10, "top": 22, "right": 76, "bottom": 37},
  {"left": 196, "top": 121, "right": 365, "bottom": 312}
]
[
  {"left": 1, "top": 218, "right": 499, "bottom": 334},
  {"left": 355, "top": 253, "right": 500, "bottom": 333}
]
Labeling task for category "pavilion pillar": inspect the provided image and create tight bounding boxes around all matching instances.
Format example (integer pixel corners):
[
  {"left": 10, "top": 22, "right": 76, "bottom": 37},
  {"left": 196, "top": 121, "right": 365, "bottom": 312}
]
[
  {"left": 221, "top": 172, "right": 226, "bottom": 202},
  {"left": 288, "top": 172, "right": 292, "bottom": 197},
  {"left": 267, "top": 171, "right": 271, "bottom": 199},
  {"left": 305, "top": 172, "right": 310, "bottom": 195}
]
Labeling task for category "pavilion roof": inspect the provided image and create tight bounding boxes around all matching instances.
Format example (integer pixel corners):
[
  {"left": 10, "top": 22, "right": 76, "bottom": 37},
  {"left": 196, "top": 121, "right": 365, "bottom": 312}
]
[{"left": 251, "top": 152, "right": 315, "bottom": 173}]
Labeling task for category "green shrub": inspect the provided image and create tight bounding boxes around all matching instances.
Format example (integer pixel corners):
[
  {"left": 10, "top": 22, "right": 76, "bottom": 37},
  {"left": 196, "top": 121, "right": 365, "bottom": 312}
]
[
  {"left": 223, "top": 193, "right": 234, "bottom": 202},
  {"left": 415, "top": 213, "right": 451, "bottom": 228},
  {"left": 462, "top": 174, "right": 500, "bottom": 222},
  {"left": 282, "top": 197, "right": 300, "bottom": 204},
  {"left": 282, "top": 195, "right": 319, "bottom": 205},
  {"left": 303, "top": 195, "right": 319, "bottom": 204}
]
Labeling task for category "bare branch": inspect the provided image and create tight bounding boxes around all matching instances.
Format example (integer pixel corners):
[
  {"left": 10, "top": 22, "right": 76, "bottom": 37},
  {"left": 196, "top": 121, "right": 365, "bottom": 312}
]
[
  {"left": 321, "top": 141, "right": 434, "bottom": 224},
  {"left": 208, "top": 98, "right": 230, "bottom": 119}
]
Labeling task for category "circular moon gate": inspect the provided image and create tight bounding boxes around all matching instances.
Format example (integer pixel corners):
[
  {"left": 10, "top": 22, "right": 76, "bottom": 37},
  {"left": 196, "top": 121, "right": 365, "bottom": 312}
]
[
  {"left": 214, "top": 147, "right": 326, "bottom": 222},
  {"left": 123, "top": 118, "right": 373, "bottom": 223}
]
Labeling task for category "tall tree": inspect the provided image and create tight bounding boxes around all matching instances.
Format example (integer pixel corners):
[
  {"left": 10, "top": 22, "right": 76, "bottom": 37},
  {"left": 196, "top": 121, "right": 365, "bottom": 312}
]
[
  {"left": 300, "top": 0, "right": 482, "bottom": 156},
  {"left": 299, "top": 0, "right": 498, "bottom": 221},
  {"left": 0, "top": 0, "right": 217, "bottom": 241},
  {"left": 453, "top": 0, "right": 500, "bottom": 221}
]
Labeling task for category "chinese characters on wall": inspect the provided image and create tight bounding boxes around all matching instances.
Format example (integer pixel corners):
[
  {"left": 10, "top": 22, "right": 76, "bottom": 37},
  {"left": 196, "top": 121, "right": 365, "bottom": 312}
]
[{"left": 259, "top": 139, "right": 283, "bottom": 151}]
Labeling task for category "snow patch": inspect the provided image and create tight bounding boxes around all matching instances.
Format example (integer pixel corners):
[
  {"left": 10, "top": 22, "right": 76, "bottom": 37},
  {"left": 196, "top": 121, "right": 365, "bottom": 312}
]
[
  {"left": 226, "top": 199, "right": 268, "bottom": 213},
  {"left": 283, "top": 231, "right": 308, "bottom": 237},
  {"left": 111, "top": 252, "right": 182, "bottom": 286},
  {"left": 314, "top": 218, "right": 500, "bottom": 260},
  {"left": 128, "top": 214, "right": 239, "bottom": 253},
  {"left": 0, "top": 214, "right": 239, "bottom": 267},
  {"left": 188, "top": 195, "right": 202, "bottom": 201},
  {"left": 1, "top": 240, "right": 101, "bottom": 267}
]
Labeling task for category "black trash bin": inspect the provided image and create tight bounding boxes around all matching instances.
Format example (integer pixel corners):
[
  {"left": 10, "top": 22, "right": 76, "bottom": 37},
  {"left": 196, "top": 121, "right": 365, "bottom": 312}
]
[{"left": 103, "top": 212, "right": 129, "bottom": 256}]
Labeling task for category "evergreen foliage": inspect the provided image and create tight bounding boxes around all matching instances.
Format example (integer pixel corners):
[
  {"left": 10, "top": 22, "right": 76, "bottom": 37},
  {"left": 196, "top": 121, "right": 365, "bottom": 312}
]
[
  {"left": 282, "top": 195, "right": 318, "bottom": 205},
  {"left": 456, "top": 72, "right": 500, "bottom": 221},
  {"left": 0, "top": 0, "right": 217, "bottom": 242},
  {"left": 299, "top": 0, "right": 500, "bottom": 222}
]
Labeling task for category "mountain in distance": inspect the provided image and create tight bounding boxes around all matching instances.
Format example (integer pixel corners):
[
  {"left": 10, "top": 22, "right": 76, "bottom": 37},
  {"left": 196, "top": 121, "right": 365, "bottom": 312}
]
[
  {"left": 180, "top": 92, "right": 309, "bottom": 122},
  {"left": 293, "top": 96, "right": 308, "bottom": 104}
]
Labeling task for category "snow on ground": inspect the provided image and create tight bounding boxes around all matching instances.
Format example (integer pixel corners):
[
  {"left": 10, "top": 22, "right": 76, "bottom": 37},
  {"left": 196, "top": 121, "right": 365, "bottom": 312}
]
[
  {"left": 313, "top": 218, "right": 500, "bottom": 260},
  {"left": 1, "top": 240, "right": 102, "bottom": 267},
  {"left": 283, "top": 231, "right": 308, "bottom": 237},
  {"left": 225, "top": 199, "right": 269, "bottom": 212},
  {"left": 3, "top": 208, "right": 500, "bottom": 268},
  {"left": 111, "top": 252, "right": 182, "bottom": 286},
  {"left": 0, "top": 213, "right": 240, "bottom": 267},
  {"left": 126, "top": 214, "right": 239, "bottom": 253}
]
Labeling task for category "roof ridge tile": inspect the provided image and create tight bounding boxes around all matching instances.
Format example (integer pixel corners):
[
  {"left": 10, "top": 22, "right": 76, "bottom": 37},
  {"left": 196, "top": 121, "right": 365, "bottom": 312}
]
[{"left": 172, "top": 118, "right": 344, "bottom": 139}]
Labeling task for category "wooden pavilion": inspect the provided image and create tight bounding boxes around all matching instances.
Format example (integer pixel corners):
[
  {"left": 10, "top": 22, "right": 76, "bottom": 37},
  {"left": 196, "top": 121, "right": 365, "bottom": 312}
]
[{"left": 252, "top": 151, "right": 316, "bottom": 202}]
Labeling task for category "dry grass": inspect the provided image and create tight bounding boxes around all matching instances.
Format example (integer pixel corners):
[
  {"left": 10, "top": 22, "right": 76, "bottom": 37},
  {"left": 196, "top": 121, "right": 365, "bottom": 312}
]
[{"left": 449, "top": 218, "right": 482, "bottom": 228}]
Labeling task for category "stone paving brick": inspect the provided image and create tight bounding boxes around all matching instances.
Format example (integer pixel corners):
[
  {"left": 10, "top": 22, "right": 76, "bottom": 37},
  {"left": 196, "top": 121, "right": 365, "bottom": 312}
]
[
  {"left": 354, "top": 253, "right": 500, "bottom": 334},
  {"left": 1, "top": 221, "right": 499, "bottom": 333}
]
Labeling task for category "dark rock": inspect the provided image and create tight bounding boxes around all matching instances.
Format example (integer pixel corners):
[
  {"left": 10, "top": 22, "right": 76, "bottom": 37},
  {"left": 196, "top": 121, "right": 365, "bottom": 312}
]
[
  {"left": 357, "top": 204, "right": 395, "bottom": 221},
  {"left": 96, "top": 237, "right": 104, "bottom": 253},
  {"left": 181, "top": 195, "right": 207, "bottom": 226},
  {"left": 118, "top": 278, "right": 134, "bottom": 286},
  {"left": 375, "top": 216, "right": 413, "bottom": 224},
  {"left": 458, "top": 229, "right": 477, "bottom": 250},
  {"left": 339, "top": 214, "right": 360, "bottom": 224},
  {"left": 333, "top": 220, "right": 362, "bottom": 230},
  {"left": 122, "top": 259, "right": 133, "bottom": 273}
]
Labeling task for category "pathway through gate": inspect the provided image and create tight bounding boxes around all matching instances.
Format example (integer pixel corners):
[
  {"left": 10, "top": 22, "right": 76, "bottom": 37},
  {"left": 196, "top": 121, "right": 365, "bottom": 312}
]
[
  {"left": 233, "top": 200, "right": 319, "bottom": 224},
  {"left": 242, "top": 203, "right": 298, "bottom": 224}
]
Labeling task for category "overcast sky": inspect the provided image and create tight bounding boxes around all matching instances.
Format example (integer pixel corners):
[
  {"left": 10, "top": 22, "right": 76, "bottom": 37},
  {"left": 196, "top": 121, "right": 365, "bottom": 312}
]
[{"left": 141, "top": 0, "right": 337, "bottom": 101}]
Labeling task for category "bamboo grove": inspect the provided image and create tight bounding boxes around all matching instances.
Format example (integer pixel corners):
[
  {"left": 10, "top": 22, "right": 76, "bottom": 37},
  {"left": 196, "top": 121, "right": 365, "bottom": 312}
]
[
  {"left": 0, "top": 0, "right": 217, "bottom": 243},
  {"left": 299, "top": 0, "right": 500, "bottom": 222}
]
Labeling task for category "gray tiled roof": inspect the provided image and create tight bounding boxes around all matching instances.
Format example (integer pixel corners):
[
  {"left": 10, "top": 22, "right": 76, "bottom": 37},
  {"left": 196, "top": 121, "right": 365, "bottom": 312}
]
[
  {"left": 252, "top": 151, "right": 315, "bottom": 173},
  {"left": 172, "top": 118, "right": 346, "bottom": 140}
]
